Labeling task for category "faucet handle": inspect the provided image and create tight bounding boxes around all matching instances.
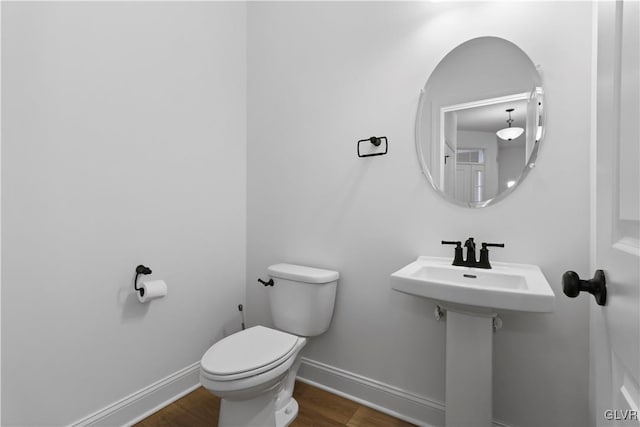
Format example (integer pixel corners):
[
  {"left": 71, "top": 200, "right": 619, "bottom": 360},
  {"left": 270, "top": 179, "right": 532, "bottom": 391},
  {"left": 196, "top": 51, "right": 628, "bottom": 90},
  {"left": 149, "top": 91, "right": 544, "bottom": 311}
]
[
  {"left": 482, "top": 242, "right": 505, "bottom": 248},
  {"left": 478, "top": 242, "right": 504, "bottom": 269},
  {"left": 442, "top": 240, "right": 464, "bottom": 266}
]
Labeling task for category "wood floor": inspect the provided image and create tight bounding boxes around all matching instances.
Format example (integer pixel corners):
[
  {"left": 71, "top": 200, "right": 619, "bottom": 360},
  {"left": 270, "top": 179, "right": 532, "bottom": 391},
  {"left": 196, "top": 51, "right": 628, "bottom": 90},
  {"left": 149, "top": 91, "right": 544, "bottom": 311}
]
[{"left": 134, "top": 381, "right": 415, "bottom": 427}]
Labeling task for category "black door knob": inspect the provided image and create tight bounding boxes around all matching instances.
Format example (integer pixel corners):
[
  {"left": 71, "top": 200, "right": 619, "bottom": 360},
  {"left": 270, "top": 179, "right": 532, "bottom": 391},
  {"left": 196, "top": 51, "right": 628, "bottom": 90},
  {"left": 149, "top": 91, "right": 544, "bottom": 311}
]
[{"left": 562, "top": 270, "right": 606, "bottom": 306}]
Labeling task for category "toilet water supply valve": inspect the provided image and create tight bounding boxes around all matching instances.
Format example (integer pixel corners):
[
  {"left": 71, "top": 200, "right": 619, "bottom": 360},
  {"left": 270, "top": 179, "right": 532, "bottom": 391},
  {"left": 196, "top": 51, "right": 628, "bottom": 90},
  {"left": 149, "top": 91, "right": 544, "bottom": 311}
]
[
  {"left": 238, "top": 304, "right": 246, "bottom": 330},
  {"left": 434, "top": 305, "right": 502, "bottom": 332}
]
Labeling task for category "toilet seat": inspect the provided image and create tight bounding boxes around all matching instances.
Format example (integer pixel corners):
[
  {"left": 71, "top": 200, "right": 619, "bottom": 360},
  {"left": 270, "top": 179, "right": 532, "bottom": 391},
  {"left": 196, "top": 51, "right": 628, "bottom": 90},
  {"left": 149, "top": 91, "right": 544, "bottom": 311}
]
[{"left": 201, "top": 326, "right": 299, "bottom": 382}]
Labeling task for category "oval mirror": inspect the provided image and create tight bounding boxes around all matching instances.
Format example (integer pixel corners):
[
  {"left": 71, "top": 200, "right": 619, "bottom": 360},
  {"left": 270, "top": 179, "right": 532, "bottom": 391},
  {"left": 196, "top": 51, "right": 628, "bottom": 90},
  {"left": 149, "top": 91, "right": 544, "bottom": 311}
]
[{"left": 416, "top": 37, "right": 545, "bottom": 208}]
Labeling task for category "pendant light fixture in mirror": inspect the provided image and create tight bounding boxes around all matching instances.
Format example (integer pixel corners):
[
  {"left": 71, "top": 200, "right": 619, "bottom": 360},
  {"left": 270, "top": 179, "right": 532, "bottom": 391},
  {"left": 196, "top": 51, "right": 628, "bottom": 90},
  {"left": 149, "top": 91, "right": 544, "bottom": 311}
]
[{"left": 496, "top": 108, "right": 524, "bottom": 141}]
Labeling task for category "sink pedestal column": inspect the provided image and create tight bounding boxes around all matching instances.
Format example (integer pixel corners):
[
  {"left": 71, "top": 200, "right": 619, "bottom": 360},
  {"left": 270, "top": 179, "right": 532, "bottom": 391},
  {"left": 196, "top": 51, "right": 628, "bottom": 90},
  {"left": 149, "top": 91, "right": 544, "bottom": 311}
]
[{"left": 445, "top": 310, "right": 493, "bottom": 427}]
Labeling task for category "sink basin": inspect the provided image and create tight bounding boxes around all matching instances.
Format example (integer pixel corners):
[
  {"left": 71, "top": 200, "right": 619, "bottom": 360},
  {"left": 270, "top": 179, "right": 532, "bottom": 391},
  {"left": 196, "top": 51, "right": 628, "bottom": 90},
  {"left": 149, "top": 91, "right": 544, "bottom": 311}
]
[
  {"left": 391, "top": 256, "right": 555, "bottom": 426},
  {"left": 391, "top": 256, "right": 555, "bottom": 312}
]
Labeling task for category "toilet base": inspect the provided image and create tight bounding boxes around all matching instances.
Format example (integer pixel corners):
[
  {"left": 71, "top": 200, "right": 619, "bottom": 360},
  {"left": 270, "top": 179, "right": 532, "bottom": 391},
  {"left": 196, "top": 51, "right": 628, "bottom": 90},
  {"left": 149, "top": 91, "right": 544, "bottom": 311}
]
[
  {"left": 216, "top": 386, "right": 299, "bottom": 427},
  {"left": 275, "top": 397, "right": 298, "bottom": 427},
  {"left": 219, "top": 391, "right": 278, "bottom": 427}
]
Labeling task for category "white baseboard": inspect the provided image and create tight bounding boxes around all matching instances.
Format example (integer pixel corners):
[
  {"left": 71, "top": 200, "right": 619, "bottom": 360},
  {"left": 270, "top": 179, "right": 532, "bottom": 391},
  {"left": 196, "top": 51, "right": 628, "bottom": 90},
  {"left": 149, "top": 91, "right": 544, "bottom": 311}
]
[
  {"left": 69, "top": 356, "right": 515, "bottom": 427},
  {"left": 297, "top": 357, "right": 443, "bottom": 427},
  {"left": 297, "top": 357, "right": 514, "bottom": 427},
  {"left": 70, "top": 362, "right": 201, "bottom": 427}
]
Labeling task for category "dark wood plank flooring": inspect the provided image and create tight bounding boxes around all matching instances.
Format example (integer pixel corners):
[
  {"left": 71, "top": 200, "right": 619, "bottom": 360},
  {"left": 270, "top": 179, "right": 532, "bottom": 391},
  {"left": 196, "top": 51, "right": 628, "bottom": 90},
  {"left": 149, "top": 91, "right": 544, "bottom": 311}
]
[{"left": 134, "top": 381, "right": 415, "bottom": 427}]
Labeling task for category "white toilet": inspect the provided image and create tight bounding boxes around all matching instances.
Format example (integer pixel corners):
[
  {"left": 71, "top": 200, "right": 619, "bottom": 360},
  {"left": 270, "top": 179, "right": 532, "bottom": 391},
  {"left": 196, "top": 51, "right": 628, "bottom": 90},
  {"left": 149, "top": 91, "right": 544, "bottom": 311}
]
[{"left": 200, "top": 263, "right": 339, "bottom": 427}]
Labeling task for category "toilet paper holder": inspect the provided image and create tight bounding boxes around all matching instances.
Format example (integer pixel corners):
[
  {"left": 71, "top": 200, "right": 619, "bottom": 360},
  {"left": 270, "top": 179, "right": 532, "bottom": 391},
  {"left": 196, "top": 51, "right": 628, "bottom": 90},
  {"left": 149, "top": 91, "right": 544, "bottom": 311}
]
[{"left": 134, "top": 265, "right": 152, "bottom": 297}]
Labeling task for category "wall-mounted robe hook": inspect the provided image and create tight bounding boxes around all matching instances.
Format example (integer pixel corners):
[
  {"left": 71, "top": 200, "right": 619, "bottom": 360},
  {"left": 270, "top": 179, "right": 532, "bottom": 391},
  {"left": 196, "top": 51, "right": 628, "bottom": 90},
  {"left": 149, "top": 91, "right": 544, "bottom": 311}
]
[
  {"left": 134, "top": 265, "right": 152, "bottom": 297},
  {"left": 357, "top": 136, "right": 388, "bottom": 158}
]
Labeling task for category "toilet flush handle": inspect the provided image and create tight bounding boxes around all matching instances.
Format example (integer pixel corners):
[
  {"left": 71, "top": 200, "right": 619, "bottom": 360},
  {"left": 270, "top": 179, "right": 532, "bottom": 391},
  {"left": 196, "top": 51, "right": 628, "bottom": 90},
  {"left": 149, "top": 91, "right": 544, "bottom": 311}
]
[{"left": 258, "top": 278, "right": 274, "bottom": 287}]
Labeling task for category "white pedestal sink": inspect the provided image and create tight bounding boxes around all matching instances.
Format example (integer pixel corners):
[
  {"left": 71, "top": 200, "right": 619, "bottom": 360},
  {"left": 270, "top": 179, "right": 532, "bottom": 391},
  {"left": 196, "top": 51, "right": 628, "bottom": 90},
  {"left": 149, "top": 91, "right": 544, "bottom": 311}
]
[{"left": 390, "top": 256, "right": 555, "bottom": 427}]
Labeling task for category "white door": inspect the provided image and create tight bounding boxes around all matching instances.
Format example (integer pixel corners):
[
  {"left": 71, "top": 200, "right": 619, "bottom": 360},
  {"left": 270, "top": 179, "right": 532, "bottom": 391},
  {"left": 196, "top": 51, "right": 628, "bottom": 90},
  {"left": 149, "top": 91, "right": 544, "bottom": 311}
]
[
  {"left": 455, "top": 163, "right": 485, "bottom": 204},
  {"left": 455, "top": 165, "right": 469, "bottom": 203},
  {"left": 471, "top": 165, "right": 484, "bottom": 203},
  {"left": 590, "top": 1, "right": 640, "bottom": 425}
]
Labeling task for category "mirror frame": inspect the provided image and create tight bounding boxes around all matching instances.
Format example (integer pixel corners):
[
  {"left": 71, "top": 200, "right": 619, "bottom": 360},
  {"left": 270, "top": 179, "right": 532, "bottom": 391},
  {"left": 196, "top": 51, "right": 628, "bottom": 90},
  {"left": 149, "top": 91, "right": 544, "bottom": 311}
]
[{"left": 415, "top": 37, "right": 546, "bottom": 208}]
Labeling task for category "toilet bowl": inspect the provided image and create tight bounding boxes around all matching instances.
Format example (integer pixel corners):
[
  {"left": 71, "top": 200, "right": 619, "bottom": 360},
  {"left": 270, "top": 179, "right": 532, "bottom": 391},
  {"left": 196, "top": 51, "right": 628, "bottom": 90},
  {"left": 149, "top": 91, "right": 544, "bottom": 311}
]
[
  {"left": 200, "top": 326, "right": 307, "bottom": 427},
  {"left": 200, "top": 263, "right": 339, "bottom": 427}
]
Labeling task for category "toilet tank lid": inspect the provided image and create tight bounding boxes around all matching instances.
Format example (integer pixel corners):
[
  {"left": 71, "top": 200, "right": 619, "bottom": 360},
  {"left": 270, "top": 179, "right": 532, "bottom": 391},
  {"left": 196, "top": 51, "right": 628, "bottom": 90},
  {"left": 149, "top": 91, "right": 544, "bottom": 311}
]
[{"left": 267, "top": 263, "right": 339, "bottom": 284}]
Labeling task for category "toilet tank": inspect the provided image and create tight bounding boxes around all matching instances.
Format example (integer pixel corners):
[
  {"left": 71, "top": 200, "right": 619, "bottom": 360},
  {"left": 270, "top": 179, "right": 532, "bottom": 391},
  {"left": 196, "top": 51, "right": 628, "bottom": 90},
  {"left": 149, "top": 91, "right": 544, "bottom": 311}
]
[{"left": 267, "top": 263, "right": 339, "bottom": 337}]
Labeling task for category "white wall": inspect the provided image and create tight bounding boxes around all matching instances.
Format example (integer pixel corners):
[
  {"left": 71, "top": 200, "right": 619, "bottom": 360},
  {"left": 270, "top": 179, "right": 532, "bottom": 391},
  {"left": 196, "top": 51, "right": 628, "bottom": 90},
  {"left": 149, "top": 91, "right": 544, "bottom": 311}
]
[
  {"left": 1, "top": 2, "right": 246, "bottom": 425},
  {"left": 247, "top": 2, "right": 592, "bottom": 427}
]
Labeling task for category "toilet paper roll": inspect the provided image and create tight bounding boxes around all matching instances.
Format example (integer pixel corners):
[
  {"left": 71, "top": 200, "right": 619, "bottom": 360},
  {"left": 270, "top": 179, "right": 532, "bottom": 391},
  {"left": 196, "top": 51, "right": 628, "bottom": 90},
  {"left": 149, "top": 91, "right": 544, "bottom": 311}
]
[{"left": 137, "top": 279, "right": 168, "bottom": 303}]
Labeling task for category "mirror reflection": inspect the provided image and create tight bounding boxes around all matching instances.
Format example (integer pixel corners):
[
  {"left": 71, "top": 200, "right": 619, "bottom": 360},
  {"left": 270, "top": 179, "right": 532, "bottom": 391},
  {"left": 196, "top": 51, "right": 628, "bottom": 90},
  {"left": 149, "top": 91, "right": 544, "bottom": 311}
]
[{"left": 416, "top": 37, "right": 545, "bottom": 207}]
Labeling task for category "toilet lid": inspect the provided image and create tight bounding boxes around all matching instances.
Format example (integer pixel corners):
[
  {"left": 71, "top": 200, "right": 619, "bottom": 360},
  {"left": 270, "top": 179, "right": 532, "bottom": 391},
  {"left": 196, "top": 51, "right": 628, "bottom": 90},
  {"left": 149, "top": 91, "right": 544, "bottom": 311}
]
[{"left": 201, "top": 325, "right": 298, "bottom": 377}]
